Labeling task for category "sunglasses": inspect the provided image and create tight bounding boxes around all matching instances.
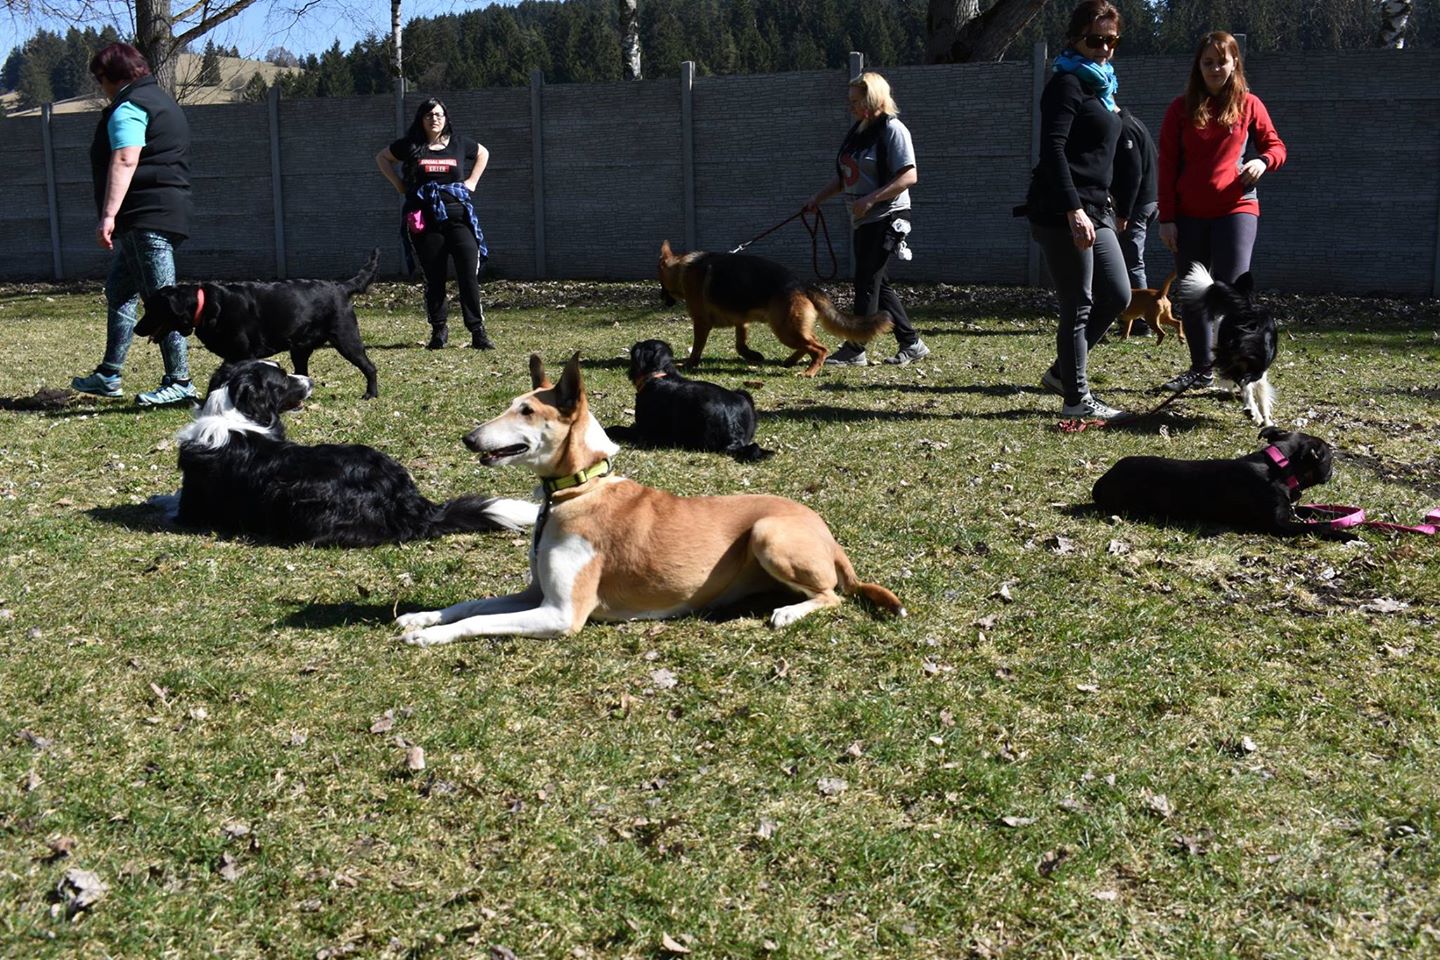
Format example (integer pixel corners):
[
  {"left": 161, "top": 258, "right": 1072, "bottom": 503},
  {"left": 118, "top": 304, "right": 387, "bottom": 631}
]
[{"left": 1082, "top": 33, "right": 1121, "bottom": 50}]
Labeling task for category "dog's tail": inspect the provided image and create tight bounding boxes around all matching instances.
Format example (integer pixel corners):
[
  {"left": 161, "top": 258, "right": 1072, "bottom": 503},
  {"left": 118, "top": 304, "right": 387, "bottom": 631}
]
[
  {"left": 1158, "top": 271, "right": 1177, "bottom": 300},
  {"left": 835, "top": 549, "right": 907, "bottom": 618},
  {"left": 805, "top": 286, "right": 893, "bottom": 343},
  {"left": 1172, "top": 262, "right": 1217, "bottom": 314},
  {"left": 430, "top": 495, "right": 539, "bottom": 535},
  {"left": 343, "top": 247, "right": 381, "bottom": 297}
]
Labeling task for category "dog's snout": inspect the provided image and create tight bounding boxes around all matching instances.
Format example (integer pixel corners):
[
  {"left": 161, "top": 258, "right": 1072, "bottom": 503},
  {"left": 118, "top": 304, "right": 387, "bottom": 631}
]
[
  {"left": 290, "top": 374, "right": 314, "bottom": 397},
  {"left": 463, "top": 429, "right": 483, "bottom": 452}
]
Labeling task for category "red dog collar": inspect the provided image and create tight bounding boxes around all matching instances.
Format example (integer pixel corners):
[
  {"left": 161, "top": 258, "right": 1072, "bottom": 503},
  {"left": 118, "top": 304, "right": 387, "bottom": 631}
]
[
  {"left": 1263, "top": 444, "right": 1300, "bottom": 493},
  {"left": 192, "top": 287, "right": 206, "bottom": 330}
]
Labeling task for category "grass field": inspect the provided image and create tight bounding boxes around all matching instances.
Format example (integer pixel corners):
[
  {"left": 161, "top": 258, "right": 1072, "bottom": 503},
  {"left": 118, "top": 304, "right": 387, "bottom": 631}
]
[{"left": 1, "top": 279, "right": 1437, "bottom": 959}]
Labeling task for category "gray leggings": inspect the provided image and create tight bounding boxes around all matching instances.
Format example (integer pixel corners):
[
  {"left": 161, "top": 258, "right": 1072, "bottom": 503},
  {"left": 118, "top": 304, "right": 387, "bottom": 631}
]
[
  {"left": 1175, "top": 213, "right": 1259, "bottom": 374},
  {"left": 1032, "top": 222, "right": 1131, "bottom": 405}
]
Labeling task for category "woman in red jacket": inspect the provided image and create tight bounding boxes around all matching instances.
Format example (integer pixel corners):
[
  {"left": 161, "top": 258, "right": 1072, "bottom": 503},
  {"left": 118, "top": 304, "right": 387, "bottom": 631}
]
[{"left": 1156, "top": 31, "right": 1286, "bottom": 392}]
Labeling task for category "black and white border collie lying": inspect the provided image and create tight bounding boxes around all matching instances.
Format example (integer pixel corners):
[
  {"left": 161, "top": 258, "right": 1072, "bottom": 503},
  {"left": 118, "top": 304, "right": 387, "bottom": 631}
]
[
  {"left": 160, "top": 360, "right": 537, "bottom": 546},
  {"left": 1174, "top": 264, "right": 1278, "bottom": 427}
]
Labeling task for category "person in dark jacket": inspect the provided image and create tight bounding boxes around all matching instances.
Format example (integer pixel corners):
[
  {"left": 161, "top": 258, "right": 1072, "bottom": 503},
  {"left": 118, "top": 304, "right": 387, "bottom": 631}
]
[
  {"left": 1112, "top": 107, "right": 1159, "bottom": 332},
  {"left": 375, "top": 98, "right": 493, "bottom": 350},
  {"left": 71, "top": 42, "right": 197, "bottom": 407},
  {"left": 1026, "top": 0, "right": 1130, "bottom": 420}
]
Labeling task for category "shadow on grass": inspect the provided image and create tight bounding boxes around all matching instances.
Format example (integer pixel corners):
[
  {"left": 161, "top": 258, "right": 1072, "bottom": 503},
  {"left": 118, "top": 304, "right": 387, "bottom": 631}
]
[
  {"left": 1335, "top": 449, "right": 1440, "bottom": 499},
  {"left": 86, "top": 502, "right": 180, "bottom": 534},
  {"left": 281, "top": 601, "right": 399, "bottom": 629}
]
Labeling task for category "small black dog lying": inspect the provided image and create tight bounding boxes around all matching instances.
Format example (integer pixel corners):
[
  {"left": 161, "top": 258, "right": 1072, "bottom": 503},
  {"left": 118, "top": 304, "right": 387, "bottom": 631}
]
[
  {"left": 606, "top": 339, "right": 773, "bottom": 462},
  {"left": 135, "top": 248, "right": 381, "bottom": 399},
  {"left": 164, "top": 360, "right": 537, "bottom": 547},
  {"left": 1173, "top": 264, "right": 1278, "bottom": 426},
  {"left": 1092, "top": 427, "right": 1348, "bottom": 538}
]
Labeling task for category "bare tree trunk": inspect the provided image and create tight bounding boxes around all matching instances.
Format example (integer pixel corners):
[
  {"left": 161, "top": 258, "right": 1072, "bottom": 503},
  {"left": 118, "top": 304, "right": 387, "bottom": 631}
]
[
  {"left": 392, "top": 0, "right": 404, "bottom": 84},
  {"left": 926, "top": 0, "right": 1047, "bottom": 64},
  {"left": 1376, "top": 0, "right": 1414, "bottom": 48},
  {"left": 620, "top": 0, "right": 642, "bottom": 80},
  {"left": 925, "top": 0, "right": 978, "bottom": 64},
  {"left": 134, "top": 0, "right": 178, "bottom": 91}
]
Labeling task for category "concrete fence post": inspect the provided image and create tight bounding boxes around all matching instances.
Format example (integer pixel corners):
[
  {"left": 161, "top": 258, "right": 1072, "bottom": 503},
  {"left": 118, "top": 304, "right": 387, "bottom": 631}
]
[
  {"left": 681, "top": 61, "right": 696, "bottom": 250},
  {"left": 267, "top": 85, "right": 287, "bottom": 279},
  {"left": 40, "top": 103, "right": 64, "bottom": 280},
  {"left": 1027, "top": 40, "right": 1047, "bottom": 287},
  {"left": 530, "top": 68, "right": 546, "bottom": 279}
]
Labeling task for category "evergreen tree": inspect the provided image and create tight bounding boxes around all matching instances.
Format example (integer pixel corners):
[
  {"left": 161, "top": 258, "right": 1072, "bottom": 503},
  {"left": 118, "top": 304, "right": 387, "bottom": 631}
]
[
  {"left": 641, "top": 0, "right": 690, "bottom": 77},
  {"left": 241, "top": 71, "right": 269, "bottom": 102},
  {"left": 312, "top": 40, "right": 354, "bottom": 97},
  {"left": 199, "top": 39, "right": 223, "bottom": 86}
]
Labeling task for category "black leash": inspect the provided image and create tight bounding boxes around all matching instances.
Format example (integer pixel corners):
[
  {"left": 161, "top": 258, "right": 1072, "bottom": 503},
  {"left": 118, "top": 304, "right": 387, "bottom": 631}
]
[
  {"left": 1058, "top": 383, "right": 1192, "bottom": 432},
  {"left": 729, "top": 207, "right": 839, "bottom": 281}
]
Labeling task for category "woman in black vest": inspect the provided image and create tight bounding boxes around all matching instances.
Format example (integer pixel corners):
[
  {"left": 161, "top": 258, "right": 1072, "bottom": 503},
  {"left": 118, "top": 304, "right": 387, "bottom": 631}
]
[
  {"left": 1026, "top": 1, "right": 1130, "bottom": 420},
  {"left": 71, "top": 42, "right": 197, "bottom": 408},
  {"left": 375, "top": 99, "right": 493, "bottom": 350}
]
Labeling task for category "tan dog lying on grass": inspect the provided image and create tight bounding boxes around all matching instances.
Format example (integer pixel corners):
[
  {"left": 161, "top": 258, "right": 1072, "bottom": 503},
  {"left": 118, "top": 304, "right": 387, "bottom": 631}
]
[
  {"left": 1120, "top": 271, "right": 1184, "bottom": 344},
  {"left": 395, "top": 353, "right": 906, "bottom": 646}
]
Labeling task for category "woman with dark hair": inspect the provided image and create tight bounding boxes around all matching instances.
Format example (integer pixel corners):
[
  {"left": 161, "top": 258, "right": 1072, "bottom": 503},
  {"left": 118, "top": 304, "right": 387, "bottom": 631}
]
[
  {"left": 375, "top": 98, "right": 493, "bottom": 349},
  {"left": 1025, "top": 0, "right": 1130, "bottom": 420},
  {"left": 1156, "top": 31, "right": 1286, "bottom": 392},
  {"left": 71, "top": 41, "right": 197, "bottom": 407}
]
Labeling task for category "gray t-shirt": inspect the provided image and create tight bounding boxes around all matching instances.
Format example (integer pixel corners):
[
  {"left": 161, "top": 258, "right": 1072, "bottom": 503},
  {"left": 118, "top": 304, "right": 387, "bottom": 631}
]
[{"left": 839, "top": 117, "right": 916, "bottom": 227}]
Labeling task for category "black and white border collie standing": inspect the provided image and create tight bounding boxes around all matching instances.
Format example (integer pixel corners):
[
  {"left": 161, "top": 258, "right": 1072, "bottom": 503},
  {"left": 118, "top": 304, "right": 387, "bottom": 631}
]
[
  {"left": 162, "top": 360, "right": 537, "bottom": 547},
  {"left": 1174, "top": 264, "right": 1278, "bottom": 426}
]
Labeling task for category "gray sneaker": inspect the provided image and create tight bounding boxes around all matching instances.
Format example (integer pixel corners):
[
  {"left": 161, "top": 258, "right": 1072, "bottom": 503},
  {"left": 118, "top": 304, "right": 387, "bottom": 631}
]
[
  {"left": 1161, "top": 369, "right": 1215, "bottom": 392},
  {"left": 1061, "top": 394, "right": 1125, "bottom": 420},
  {"left": 882, "top": 340, "right": 930, "bottom": 365},
  {"left": 824, "top": 343, "right": 868, "bottom": 366},
  {"left": 1040, "top": 368, "right": 1064, "bottom": 395},
  {"left": 136, "top": 376, "right": 199, "bottom": 408}
]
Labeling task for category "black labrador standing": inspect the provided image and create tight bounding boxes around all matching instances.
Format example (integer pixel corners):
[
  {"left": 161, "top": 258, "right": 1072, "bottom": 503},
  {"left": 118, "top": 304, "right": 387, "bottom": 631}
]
[
  {"left": 135, "top": 248, "right": 381, "bottom": 399},
  {"left": 1092, "top": 427, "right": 1349, "bottom": 538},
  {"left": 606, "top": 339, "right": 773, "bottom": 462}
]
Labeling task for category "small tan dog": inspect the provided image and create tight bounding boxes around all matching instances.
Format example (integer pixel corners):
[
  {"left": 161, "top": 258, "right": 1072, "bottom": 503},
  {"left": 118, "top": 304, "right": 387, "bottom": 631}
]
[
  {"left": 1120, "top": 271, "right": 1184, "bottom": 344},
  {"left": 395, "top": 354, "right": 906, "bottom": 645},
  {"left": 657, "top": 240, "right": 892, "bottom": 376}
]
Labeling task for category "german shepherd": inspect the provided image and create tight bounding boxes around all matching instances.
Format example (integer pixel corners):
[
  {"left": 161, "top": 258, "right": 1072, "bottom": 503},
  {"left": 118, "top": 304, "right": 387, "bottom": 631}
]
[
  {"left": 657, "top": 240, "right": 892, "bottom": 376},
  {"left": 394, "top": 353, "right": 905, "bottom": 645}
]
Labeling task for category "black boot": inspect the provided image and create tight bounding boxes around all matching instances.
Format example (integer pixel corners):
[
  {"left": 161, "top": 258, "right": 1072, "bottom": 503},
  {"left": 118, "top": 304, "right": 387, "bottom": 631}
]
[
  {"left": 469, "top": 327, "right": 495, "bottom": 350},
  {"left": 426, "top": 324, "right": 448, "bottom": 350}
]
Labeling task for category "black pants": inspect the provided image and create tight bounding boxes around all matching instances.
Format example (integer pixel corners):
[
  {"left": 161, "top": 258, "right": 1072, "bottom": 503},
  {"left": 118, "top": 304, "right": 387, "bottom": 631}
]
[
  {"left": 1032, "top": 222, "right": 1130, "bottom": 406},
  {"left": 852, "top": 218, "right": 917, "bottom": 348},
  {"left": 413, "top": 218, "right": 485, "bottom": 333},
  {"left": 1175, "top": 213, "right": 1258, "bottom": 375}
]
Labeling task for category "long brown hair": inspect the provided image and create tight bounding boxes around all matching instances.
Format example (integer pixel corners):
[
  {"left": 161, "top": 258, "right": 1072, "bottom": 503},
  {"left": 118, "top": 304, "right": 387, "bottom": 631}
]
[{"left": 1184, "top": 31, "right": 1249, "bottom": 128}]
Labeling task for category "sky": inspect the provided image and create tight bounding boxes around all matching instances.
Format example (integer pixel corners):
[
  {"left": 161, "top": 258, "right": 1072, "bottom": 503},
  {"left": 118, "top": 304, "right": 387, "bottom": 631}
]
[{"left": 3, "top": 0, "right": 520, "bottom": 62}]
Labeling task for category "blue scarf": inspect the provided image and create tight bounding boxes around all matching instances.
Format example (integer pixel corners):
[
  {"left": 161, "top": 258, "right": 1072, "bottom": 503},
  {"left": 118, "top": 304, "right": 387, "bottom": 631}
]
[{"left": 1053, "top": 48, "right": 1118, "bottom": 113}]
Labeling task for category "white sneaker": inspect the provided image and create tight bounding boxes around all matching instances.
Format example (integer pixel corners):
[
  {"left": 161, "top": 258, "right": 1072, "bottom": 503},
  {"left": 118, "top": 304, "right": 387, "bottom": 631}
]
[{"left": 1060, "top": 394, "right": 1125, "bottom": 420}]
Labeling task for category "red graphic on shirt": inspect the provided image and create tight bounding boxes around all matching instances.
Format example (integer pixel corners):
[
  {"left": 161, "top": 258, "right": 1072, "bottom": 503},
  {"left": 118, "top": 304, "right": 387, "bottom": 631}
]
[
  {"left": 840, "top": 154, "right": 860, "bottom": 187},
  {"left": 420, "top": 158, "right": 458, "bottom": 175}
]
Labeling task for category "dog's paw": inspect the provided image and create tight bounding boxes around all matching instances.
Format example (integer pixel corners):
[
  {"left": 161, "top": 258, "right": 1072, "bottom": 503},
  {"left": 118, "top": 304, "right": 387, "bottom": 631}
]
[
  {"left": 395, "top": 610, "right": 441, "bottom": 631},
  {"left": 401, "top": 628, "right": 442, "bottom": 648}
]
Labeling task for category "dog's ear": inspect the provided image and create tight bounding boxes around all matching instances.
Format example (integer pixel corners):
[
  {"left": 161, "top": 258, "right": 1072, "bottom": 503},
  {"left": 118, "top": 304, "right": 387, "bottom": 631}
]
[
  {"left": 528, "top": 353, "right": 551, "bottom": 390},
  {"left": 1258, "top": 425, "right": 1285, "bottom": 442},
  {"left": 659, "top": 239, "right": 672, "bottom": 260},
  {"left": 1233, "top": 272, "right": 1255, "bottom": 297},
  {"left": 554, "top": 352, "right": 584, "bottom": 415}
]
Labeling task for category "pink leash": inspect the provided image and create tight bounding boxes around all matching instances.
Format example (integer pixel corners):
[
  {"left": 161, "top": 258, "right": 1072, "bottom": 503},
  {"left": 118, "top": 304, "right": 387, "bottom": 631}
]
[
  {"left": 1295, "top": 503, "right": 1440, "bottom": 536},
  {"left": 1266, "top": 444, "right": 1438, "bottom": 535}
]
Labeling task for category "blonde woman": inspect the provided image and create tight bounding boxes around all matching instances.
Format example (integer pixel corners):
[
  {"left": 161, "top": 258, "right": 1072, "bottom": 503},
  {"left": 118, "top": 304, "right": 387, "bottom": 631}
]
[
  {"left": 806, "top": 72, "right": 928, "bottom": 366},
  {"left": 1156, "top": 31, "right": 1287, "bottom": 391}
]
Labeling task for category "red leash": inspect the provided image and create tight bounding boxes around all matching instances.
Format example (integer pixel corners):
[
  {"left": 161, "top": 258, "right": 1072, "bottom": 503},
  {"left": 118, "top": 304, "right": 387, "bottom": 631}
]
[{"left": 730, "top": 207, "right": 839, "bottom": 281}]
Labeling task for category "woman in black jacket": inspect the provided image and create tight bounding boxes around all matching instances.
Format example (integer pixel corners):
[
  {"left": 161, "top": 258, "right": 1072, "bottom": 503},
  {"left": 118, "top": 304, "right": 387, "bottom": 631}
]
[
  {"left": 1026, "top": 0, "right": 1130, "bottom": 419},
  {"left": 376, "top": 99, "right": 493, "bottom": 350}
]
